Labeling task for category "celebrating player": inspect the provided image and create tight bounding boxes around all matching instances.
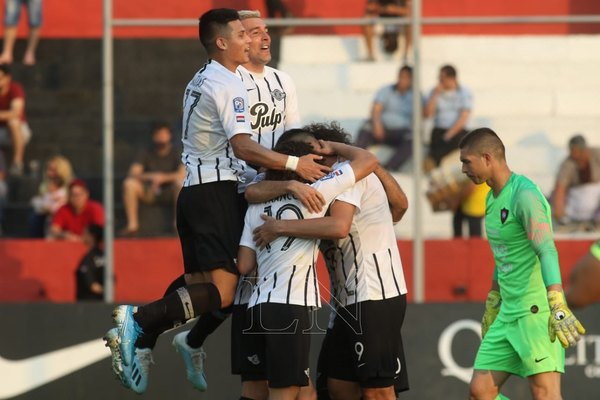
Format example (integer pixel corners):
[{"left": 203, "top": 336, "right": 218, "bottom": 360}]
[
  {"left": 104, "top": 8, "right": 329, "bottom": 394},
  {"left": 237, "top": 133, "right": 378, "bottom": 400},
  {"left": 458, "top": 128, "right": 585, "bottom": 400}
]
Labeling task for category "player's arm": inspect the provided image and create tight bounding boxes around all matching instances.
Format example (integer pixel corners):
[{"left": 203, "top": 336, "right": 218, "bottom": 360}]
[
  {"left": 230, "top": 134, "right": 330, "bottom": 183},
  {"left": 517, "top": 188, "right": 585, "bottom": 347},
  {"left": 481, "top": 273, "right": 501, "bottom": 338},
  {"left": 245, "top": 179, "right": 326, "bottom": 214},
  {"left": 374, "top": 164, "right": 408, "bottom": 223},
  {"left": 424, "top": 87, "right": 440, "bottom": 118},
  {"left": 319, "top": 141, "right": 378, "bottom": 182},
  {"left": 253, "top": 201, "right": 355, "bottom": 249},
  {"left": 237, "top": 246, "right": 257, "bottom": 275}
]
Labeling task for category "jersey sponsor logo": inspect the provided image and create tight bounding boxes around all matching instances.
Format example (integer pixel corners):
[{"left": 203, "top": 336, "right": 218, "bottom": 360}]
[
  {"left": 233, "top": 97, "right": 245, "bottom": 113},
  {"left": 320, "top": 169, "right": 344, "bottom": 181},
  {"left": 271, "top": 88, "right": 286, "bottom": 101},
  {"left": 500, "top": 208, "right": 509, "bottom": 224},
  {"left": 0, "top": 339, "right": 109, "bottom": 399},
  {"left": 249, "top": 102, "right": 283, "bottom": 131}
]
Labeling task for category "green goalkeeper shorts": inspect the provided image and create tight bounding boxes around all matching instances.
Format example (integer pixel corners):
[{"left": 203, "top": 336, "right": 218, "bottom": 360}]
[{"left": 474, "top": 310, "right": 565, "bottom": 377}]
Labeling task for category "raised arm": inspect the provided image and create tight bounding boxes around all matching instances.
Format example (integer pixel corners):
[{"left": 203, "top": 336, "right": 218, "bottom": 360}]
[
  {"left": 245, "top": 178, "right": 326, "bottom": 214},
  {"left": 374, "top": 165, "right": 408, "bottom": 223}
]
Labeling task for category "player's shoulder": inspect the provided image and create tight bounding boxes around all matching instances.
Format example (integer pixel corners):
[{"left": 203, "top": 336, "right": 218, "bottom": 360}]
[
  {"left": 265, "top": 66, "right": 296, "bottom": 86},
  {"left": 511, "top": 173, "right": 544, "bottom": 201}
]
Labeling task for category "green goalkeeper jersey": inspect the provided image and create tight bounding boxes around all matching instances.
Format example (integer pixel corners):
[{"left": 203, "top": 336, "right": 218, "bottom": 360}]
[{"left": 485, "top": 173, "right": 561, "bottom": 322}]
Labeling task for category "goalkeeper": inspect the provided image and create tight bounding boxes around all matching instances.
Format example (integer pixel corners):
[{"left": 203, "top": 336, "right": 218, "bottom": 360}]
[{"left": 457, "top": 128, "right": 585, "bottom": 400}]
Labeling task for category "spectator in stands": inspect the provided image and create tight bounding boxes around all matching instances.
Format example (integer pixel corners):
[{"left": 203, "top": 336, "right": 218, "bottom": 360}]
[
  {"left": 354, "top": 65, "right": 415, "bottom": 171},
  {"left": 0, "top": 64, "right": 30, "bottom": 175},
  {"left": 0, "top": 0, "right": 42, "bottom": 65},
  {"left": 48, "top": 179, "right": 104, "bottom": 241},
  {"left": 75, "top": 224, "right": 105, "bottom": 301},
  {"left": 0, "top": 151, "right": 6, "bottom": 234},
  {"left": 29, "top": 155, "right": 74, "bottom": 237},
  {"left": 551, "top": 134, "right": 600, "bottom": 226},
  {"left": 120, "top": 123, "right": 184, "bottom": 236},
  {"left": 363, "top": 0, "right": 411, "bottom": 62},
  {"left": 424, "top": 64, "right": 472, "bottom": 171}
]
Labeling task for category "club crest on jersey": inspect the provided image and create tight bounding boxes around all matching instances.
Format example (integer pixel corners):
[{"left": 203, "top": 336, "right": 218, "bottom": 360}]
[
  {"left": 500, "top": 208, "right": 509, "bottom": 224},
  {"left": 271, "top": 88, "right": 286, "bottom": 101},
  {"left": 320, "top": 169, "right": 343, "bottom": 181},
  {"left": 233, "top": 97, "right": 245, "bottom": 113}
]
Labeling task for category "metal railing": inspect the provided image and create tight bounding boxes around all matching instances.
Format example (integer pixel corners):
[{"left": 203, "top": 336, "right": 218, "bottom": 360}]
[{"left": 102, "top": 1, "right": 600, "bottom": 303}]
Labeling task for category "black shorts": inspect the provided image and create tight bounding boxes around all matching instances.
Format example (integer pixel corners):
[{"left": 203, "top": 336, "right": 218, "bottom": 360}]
[
  {"left": 327, "top": 295, "right": 409, "bottom": 391},
  {"left": 230, "top": 303, "right": 265, "bottom": 381},
  {"left": 176, "top": 181, "right": 244, "bottom": 274},
  {"left": 240, "top": 303, "right": 311, "bottom": 388},
  {"left": 316, "top": 328, "right": 332, "bottom": 399}
]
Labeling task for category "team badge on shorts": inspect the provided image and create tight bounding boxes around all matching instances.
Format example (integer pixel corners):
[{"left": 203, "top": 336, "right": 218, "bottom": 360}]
[
  {"left": 233, "top": 97, "right": 245, "bottom": 113},
  {"left": 500, "top": 208, "right": 509, "bottom": 224}
]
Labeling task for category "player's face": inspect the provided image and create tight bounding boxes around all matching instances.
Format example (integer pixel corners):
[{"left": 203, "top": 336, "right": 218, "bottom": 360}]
[
  {"left": 242, "top": 17, "right": 271, "bottom": 66},
  {"left": 223, "top": 20, "right": 251, "bottom": 66},
  {"left": 460, "top": 147, "right": 488, "bottom": 184}
]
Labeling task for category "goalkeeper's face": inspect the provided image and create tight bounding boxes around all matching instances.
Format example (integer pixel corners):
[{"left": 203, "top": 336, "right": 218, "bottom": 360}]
[{"left": 460, "top": 147, "right": 489, "bottom": 185}]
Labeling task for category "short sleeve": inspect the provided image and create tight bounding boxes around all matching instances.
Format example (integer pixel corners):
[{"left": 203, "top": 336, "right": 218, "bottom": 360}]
[
  {"left": 213, "top": 81, "right": 253, "bottom": 140},
  {"left": 335, "top": 181, "right": 363, "bottom": 211},
  {"left": 460, "top": 87, "right": 473, "bottom": 111},
  {"left": 52, "top": 206, "right": 68, "bottom": 228},
  {"left": 281, "top": 73, "right": 301, "bottom": 129},
  {"left": 239, "top": 209, "right": 256, "bottom": 251},
  {"left": 373, "top": 85, "right": 391, "bottom": 104},
  {"left": 311, "top": 163, "right": 357, "bottom": 206},
  {"left": 92, "top": 202, "right": 105, "bottom": 226},
  {"left": 10, "top": 82, "right": 25, "bottom": 100}
]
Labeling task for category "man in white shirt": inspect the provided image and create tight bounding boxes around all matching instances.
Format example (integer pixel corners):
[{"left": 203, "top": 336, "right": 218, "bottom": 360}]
[
  {"left": 238, "top": 134, "right": 378, "bottom": 400},
  {"left": 104, "top": 8, "right": 329, "bottom": 394}
]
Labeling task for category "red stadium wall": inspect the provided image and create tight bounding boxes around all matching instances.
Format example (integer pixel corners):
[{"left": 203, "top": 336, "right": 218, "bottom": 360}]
[
  {"left": 0, "top": 239, "right": 592, "bottom": 303},
  {"left": 3, "top": 0, "right": 599, "bottom": 39}
]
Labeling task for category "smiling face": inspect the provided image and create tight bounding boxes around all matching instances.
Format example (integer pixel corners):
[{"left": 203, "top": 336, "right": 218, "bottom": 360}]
[
  {"left": 241, "top": 17, "right": 271, "bottom": 70},
  {"left": 219, "top": 20, "right": 251, "bottom": 70}
]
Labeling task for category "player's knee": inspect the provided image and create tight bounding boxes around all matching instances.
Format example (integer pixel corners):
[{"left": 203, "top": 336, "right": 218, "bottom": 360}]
[{"left": 469, "top": 381, "right": 495, "bottom": 400}]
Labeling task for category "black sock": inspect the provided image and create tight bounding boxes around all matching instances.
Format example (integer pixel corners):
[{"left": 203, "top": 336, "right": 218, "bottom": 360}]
[
  {"left": 135, "top": 275, "right": 186, "bottom": 349},
  {"left": 134, "top": 283, "right": 222, "bottom": 334},
  {"left": 186, "top": 305, "right": 233, "bottom": 348}
]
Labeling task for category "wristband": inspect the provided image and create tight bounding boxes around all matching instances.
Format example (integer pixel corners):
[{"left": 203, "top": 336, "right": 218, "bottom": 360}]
[{"left": 285, "top": 155, "right": 299, "bottom": 171}]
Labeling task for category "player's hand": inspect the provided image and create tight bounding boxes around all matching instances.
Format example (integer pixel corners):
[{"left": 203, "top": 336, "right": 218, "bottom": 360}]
[
  {"left": 253, "top": 214, "right": 280, "bottom": 249},
  {"left": 289, "top": 181, "right": 326, "bottom": 214},
  {"left": 548, "top": 290, "right": 586, "bottom": 348},
  {"left": 296, "top": 154, "right": 331, "bottom": 183},
  {"left": 481, "top": 290, "right": 501, "bottom": 338}
]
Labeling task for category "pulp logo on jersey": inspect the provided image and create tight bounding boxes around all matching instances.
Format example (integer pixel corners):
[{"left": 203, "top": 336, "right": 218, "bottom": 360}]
[
  {"left": 250, "top": 103, "right": 283, "bottom": 131},
  {"left": 500, "top": 208, "right": 509, "bottom": 224},
  {"left": 0, "top": 338, "right": 109, "bottom": 399},
  {"left": 233, "top": 97, "right": 245, "bottom": 113}
]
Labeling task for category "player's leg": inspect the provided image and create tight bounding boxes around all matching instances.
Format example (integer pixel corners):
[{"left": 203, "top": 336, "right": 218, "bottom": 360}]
[
  {"left": 527, "top": 372, "right": 561, "bottom": 400},
  {"left": 327, "top": 379, "right": 361, "bottom": 400},
  {"left": 565, "top": 242, "right": 600, "bottom": 308}
]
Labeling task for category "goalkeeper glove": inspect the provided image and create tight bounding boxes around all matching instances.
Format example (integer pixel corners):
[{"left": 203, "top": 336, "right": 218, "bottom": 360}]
[
  {"left": 547, "top": 290, "right": 586, "bottom": 348},
  {"left": 481, "top": 290, "right": 501, "bottom": 338}
]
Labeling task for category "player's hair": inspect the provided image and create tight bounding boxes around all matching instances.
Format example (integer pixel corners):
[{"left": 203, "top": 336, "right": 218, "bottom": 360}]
[
  {"left": 276, "top": 128, "right": 315, "bottom": 147},
  {"left": 238, "top": 10, "right": 261, "bottom": 20},
  {"left": 198, "top": 8, "right": 240, "bottom": 53},
  {"left": 440, "top": 64, "right": 457, "bottom": 79},
  {"left": 304, "top": 121, "right": 352, "bottom": 144},
  {"left": 459, "top": 127, "right": 506, "bottom": 160},
  {"left": 569, "top": 134, "right": 587, "bottom": 149},
  {"left": 265, "top": 141, "right": 314, "bottom": 182}
]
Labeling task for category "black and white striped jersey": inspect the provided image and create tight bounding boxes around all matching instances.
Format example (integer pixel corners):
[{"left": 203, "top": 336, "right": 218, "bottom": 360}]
[
  {"left": 330, "top": 170, "right": 408, "bottom": 306},
  {"left": 236, "top": 65, "right": 301, "bottom": 192},
  {"left": 239, "top": 163, "right": 357, "bottom": 308},
  {"left": 180, "top": 59, "right": 252, "bottom": 187}
]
